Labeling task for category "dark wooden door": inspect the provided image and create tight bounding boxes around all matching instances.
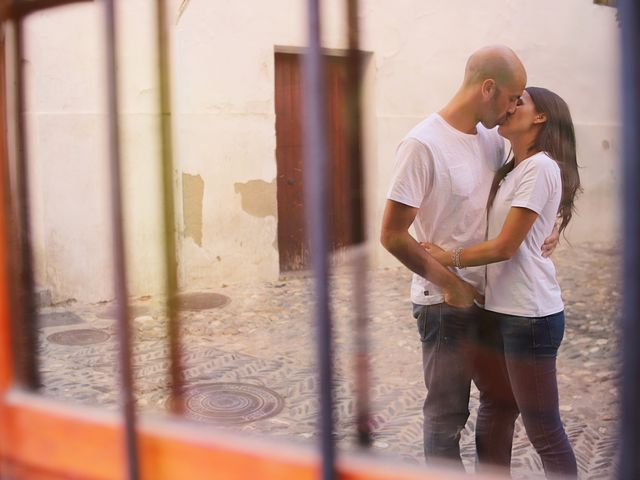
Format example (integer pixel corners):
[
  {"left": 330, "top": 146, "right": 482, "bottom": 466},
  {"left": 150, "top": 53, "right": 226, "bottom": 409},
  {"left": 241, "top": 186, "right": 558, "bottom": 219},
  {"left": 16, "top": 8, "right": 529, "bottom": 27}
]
[{"left": 274, "top": 53, "right": 353, "bottom": 272}]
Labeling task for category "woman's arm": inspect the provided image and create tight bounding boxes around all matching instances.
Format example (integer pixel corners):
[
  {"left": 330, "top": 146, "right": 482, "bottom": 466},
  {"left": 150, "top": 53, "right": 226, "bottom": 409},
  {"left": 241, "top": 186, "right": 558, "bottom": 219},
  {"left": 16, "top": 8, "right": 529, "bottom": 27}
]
[
  {"left": 380, "top": 199, "right": 479, "bottom": 306},
  {"left": 426, "top": 206, "right": 539, "bottom": 268}
]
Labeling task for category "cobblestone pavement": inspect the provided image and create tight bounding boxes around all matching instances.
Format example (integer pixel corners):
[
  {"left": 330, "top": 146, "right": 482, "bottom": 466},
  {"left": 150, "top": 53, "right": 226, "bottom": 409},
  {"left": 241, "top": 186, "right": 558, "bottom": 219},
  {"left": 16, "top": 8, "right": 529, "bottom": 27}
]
[{"left": 36, "top": 242, "right": 621, "bottom": 479}]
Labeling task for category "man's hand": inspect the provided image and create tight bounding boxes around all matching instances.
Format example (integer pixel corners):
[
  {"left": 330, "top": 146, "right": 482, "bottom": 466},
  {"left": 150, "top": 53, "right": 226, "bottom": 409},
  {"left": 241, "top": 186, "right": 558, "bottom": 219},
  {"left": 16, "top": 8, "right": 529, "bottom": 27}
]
[
  {"left": 443, "top": 278, "right": 477, "bottom": 308},
  {"left": 541, "top": 223, "right": 560, "bottom": 258},
  {"left": 381, "top": 200, "right": 477, "bottom": 297}
]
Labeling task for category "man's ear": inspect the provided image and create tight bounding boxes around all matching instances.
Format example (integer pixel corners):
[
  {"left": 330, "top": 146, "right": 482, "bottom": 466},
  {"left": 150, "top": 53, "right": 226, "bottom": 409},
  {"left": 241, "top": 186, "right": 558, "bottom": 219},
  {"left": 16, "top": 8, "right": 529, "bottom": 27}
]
[
  {"left": 533, "top": 112, "right": 547, "bottom": 125},
  {"left": 481, "top": 79, "right": 496, "bottom": 99}
]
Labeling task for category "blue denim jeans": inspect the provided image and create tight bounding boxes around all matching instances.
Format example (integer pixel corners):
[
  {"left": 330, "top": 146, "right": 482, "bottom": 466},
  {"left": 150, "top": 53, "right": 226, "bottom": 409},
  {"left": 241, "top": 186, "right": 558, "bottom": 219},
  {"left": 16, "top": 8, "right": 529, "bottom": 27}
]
[
  {"left": 476, "top": 310, "right": 577, "bottom": 478},
  {"left": 413, "top": 302, "right": 481, "bottom": 468}
]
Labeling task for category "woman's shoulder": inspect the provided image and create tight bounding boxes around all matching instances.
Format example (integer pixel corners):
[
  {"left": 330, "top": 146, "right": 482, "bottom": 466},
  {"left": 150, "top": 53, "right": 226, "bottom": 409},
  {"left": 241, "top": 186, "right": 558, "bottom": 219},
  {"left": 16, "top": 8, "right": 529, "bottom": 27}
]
[{"left": 525, "top": 152, "right": 561, "bottom": 176}]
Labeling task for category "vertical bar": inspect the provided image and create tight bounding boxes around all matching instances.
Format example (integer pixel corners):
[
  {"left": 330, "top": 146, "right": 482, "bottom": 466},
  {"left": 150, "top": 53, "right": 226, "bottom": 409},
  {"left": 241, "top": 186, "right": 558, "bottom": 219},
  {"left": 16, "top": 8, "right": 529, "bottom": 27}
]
[
  {"left": 0, "top": 22, "right": 14, "bottom": 395},
  {"left": 155, "top": 0, "right": 183, "bottom": 415},
  {"left": 0, "top": 0, "right": 97, "bottom": 398},
  {"left": 619, "top": 0, "right": 640, "bottom": 479},
  {"left": 0, "top": 30, "right": 15, "bottom": 480},
  {"left": 303, "top": 1, "right": 336, "bottom": 479},
  {"left": 345, "top": 0, "right": 371, "bottom": 447},
  {"left": 345, "top": 4, "right": 364, "bottom": 245},
  {"left": 103, "top": 1, "right": 139, "bottom": 478},
  {"left": 9, "top": 15, "right": 39, "bottom": 390}
]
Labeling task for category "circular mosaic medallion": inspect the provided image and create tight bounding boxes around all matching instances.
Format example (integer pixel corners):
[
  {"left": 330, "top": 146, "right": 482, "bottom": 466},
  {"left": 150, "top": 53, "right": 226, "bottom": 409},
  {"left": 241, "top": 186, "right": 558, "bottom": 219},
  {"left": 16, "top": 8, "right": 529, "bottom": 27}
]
[
  {"left": 46, "top": 329, "right": 110, "bottom": 346},
  {"left": 171, "top": 383, "right": 284, "bottom": 424},
  {"left": 177, "top": 292, "right": 230, "bottom": 311}
]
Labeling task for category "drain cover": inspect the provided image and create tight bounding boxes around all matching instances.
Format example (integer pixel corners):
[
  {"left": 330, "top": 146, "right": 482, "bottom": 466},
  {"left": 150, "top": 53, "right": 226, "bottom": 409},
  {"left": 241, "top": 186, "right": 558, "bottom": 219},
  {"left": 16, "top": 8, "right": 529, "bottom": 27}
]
[
  {"left": 173, "top": 383, "right": 284, "bottom": 424},
  {"left": 38, "top": 311, "right": 84, "bottom": 328},
  {"left": 47, "top": 329, "right": 110, "bottom": 346},
  {"left": 177, "top": 292, "right": 230, "bottom": 311}
]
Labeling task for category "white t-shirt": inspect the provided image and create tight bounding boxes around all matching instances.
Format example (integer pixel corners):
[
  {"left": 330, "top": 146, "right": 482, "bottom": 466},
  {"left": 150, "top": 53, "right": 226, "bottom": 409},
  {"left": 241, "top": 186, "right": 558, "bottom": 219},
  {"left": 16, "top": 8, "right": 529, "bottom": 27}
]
[
  {"left": 386, "top": 113, "right": 505, "bottom": 305},
  {"left": 485, "top": 152, "right": 563, "bottom": 317}
]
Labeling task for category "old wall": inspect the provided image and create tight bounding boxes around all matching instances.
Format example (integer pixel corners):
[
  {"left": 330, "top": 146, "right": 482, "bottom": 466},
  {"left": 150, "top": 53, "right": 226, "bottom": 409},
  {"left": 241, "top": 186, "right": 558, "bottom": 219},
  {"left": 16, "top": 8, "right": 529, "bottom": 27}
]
[{"left": 17, "top": 0, "right": 619, "bottom": 301}]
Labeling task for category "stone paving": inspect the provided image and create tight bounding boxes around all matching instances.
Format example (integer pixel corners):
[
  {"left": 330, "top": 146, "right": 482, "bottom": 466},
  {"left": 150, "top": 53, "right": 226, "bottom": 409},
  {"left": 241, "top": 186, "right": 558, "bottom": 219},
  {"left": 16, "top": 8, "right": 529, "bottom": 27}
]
[{"left": 36, "top": 242, "right": 621, "bottom": 479}]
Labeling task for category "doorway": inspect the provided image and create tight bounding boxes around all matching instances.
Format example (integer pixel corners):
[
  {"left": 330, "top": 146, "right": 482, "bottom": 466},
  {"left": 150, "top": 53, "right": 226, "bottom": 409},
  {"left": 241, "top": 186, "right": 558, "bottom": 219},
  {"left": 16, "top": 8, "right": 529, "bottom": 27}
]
[{"left": 274, "top": 52, "right": 355, "bottom": 272}]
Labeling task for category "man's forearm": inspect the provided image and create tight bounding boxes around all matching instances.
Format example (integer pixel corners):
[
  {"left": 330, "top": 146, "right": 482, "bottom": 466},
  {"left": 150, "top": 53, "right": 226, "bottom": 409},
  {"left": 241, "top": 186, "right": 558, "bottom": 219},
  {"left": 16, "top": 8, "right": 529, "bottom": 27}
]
[{"left": 382, "top": 230, "right": 461, "bottom": 290}]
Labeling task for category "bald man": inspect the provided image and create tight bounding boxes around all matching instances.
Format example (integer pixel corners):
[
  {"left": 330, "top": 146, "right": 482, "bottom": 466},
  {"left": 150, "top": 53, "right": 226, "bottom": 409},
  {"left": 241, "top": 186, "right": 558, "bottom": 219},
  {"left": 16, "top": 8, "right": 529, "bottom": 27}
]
[{"left": 380, "top": 46, "right": 558, "bottom": 469}]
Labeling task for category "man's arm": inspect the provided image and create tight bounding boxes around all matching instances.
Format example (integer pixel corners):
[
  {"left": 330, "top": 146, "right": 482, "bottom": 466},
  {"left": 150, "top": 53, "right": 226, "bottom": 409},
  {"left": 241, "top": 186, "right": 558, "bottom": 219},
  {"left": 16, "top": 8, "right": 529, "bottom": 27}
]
[{"left": 380, "top": 199, "right": 477, "bottom": 307}]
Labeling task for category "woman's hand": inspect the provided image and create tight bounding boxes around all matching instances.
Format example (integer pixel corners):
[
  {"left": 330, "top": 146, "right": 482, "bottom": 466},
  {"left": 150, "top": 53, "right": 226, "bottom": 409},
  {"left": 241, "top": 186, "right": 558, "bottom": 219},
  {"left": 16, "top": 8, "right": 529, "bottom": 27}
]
[{"left": 420, "top": 242, "right": 452, "bottom": 267}]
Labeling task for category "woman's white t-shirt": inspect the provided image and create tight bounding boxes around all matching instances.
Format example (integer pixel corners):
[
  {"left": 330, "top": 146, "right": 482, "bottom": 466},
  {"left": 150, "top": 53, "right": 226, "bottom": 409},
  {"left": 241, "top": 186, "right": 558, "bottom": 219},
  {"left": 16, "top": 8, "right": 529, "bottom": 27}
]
[{"left": 484, "top": 152, "right": 564, "bottom": 317}]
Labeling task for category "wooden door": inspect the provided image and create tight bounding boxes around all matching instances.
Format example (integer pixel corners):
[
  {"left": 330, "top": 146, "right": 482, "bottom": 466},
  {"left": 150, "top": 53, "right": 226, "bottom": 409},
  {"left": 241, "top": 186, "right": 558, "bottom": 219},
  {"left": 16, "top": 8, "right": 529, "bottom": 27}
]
[{"left": 274, "top": 52, "right": 353, "bottom": 272}]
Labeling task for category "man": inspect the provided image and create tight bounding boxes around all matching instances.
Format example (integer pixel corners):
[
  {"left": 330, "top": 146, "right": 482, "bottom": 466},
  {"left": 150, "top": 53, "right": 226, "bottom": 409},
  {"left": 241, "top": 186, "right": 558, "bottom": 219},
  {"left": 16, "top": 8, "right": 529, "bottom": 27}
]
[{"left": 380, "top": 45, "right": 558, "bottom": 468}]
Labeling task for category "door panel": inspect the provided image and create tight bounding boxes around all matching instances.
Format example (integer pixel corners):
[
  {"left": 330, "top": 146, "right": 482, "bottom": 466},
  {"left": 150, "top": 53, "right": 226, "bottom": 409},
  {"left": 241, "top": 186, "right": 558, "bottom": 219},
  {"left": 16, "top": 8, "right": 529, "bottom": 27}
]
[{"left": 274, "top": 53, "right": 353, "bottom": 272}]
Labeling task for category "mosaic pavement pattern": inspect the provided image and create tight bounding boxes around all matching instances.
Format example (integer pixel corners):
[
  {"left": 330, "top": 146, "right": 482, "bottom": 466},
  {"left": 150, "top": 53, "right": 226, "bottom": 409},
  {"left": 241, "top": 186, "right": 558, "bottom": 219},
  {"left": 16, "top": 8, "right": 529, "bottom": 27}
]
[{"left": 36, "top": 242, "right": 620, "bottom": 479}]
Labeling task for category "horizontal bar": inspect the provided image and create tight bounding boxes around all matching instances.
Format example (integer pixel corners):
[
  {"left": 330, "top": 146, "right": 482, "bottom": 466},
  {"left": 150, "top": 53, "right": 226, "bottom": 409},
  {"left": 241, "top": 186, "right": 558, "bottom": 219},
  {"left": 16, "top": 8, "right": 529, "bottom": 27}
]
[
  {"left": 0, "top": 391, "right": 482, "bottom": 480},
  {"left": 273, "top": 45, "right": 373, "bottom": 57},
  {"left": 0, "top": 0, "right": 93, "bottom": 22}
]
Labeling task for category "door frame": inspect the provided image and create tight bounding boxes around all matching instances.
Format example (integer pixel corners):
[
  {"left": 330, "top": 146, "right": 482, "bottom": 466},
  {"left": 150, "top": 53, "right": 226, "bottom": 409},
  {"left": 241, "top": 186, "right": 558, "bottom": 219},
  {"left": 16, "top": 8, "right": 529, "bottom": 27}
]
[{"left": 273, "top": 46, "right": 375, "bottom": 275}]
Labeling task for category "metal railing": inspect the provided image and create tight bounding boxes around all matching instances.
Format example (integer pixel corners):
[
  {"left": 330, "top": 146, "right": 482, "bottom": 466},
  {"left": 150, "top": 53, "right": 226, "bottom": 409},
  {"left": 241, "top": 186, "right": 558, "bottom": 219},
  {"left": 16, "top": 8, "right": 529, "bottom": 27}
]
[
  {"left": 0, "top": 1, "right": 372, "bottom": 479},
  {"left": 619, "top": 0, "right": 640, "bottom": 478},
  {"left": 0, "top": 1, "right": 637, "bottom": 479}
]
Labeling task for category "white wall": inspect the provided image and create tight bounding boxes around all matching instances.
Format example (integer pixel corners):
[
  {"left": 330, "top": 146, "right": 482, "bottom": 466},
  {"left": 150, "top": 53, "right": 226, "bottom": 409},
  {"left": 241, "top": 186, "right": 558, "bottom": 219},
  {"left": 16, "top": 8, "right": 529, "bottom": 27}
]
[
  {"left": 23, "top": 3, "right": 113, "bottom": 302},
  {"left": 366, "top": 0, "right": 621, "bottom": 266},
  {"left": 17, "top": 0, "right": 620, "bottom": 301},
  {"left": 23, "top": 1, "right": 166, "bottom": 303}
]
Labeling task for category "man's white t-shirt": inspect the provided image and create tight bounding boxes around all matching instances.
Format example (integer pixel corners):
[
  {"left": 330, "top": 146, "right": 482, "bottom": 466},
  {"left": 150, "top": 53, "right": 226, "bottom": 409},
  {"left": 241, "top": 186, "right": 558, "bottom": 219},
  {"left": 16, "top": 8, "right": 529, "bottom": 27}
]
[
  {"left": 386, "top": 113, "right": 505, "bottom": 305},
  {"left": 485, "top": 152, "right": 563, "bottom": 317}
]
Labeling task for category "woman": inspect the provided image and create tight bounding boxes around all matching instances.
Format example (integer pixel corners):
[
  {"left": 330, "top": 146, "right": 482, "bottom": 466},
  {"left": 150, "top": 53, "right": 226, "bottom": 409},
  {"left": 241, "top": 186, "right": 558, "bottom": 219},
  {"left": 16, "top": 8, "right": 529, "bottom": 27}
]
[{"left": 424, "top": 86, "right": 581, "bottom": 477}]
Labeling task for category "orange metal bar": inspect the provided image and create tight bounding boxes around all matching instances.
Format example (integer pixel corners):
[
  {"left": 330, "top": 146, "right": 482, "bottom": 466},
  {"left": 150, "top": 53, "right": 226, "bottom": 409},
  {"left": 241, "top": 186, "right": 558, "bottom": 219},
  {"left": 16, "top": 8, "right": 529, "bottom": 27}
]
[
  {"left": 0, "top": 22, "right": 12, "bottom": 396},
  {"left": 0, "top": 26, "right": 16, "bottom": 476},
  {"left": 0, "top": 392, "right": 478, "bottom": 480}
]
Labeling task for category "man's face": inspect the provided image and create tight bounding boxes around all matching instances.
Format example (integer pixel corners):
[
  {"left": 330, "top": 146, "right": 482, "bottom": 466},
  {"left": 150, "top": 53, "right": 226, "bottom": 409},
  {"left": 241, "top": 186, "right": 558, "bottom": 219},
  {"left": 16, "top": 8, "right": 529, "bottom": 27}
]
[{"left": 480, "top": 80, "right": 524, "bottom": 129}]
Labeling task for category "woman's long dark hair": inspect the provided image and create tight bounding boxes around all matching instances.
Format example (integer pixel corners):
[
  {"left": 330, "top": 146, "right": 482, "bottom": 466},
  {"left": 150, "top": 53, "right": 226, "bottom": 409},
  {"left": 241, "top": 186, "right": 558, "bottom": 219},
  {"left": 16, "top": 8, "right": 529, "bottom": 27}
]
[{"left": 487, "top": 86, "right": 582, "bottom": 234}]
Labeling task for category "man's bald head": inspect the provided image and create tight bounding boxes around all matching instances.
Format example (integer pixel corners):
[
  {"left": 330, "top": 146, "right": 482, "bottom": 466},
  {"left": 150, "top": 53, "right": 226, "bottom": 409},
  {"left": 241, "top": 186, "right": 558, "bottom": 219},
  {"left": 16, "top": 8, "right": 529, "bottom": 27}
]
[{"left": 463, "top": 45, "right": 526, "bottom": 89}]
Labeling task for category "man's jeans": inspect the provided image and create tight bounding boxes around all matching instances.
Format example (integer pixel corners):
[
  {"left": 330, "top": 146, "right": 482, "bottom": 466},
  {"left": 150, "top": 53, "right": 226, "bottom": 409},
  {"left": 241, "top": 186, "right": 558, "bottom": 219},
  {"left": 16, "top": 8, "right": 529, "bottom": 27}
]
[
  {"left": 476, "top": 310, "right": 577, "bottom": 478},
  {"left": 412, "top": 302, "right": 482, "bottom": 468}
]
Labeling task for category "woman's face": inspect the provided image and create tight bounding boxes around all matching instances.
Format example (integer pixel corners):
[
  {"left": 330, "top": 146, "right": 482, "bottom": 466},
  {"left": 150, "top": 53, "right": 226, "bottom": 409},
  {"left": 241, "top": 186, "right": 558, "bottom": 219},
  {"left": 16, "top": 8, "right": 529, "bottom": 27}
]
[{"left": 497, "top": 90, "right": 540, "bottom": 139}]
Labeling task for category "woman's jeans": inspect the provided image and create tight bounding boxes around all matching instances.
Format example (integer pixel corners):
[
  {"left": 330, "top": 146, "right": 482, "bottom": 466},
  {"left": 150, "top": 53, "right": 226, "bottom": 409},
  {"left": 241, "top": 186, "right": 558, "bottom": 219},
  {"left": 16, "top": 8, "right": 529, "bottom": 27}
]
[{"left": 476, "top": 310, "right": 578, "bottom": 478}]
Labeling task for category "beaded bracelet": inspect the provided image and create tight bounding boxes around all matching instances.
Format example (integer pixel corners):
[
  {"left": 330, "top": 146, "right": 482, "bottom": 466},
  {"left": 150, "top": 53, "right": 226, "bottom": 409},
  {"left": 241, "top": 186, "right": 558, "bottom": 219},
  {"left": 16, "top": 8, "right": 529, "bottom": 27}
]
[{"left": 453, "top": 247, "right": 464, "bottom": 269}]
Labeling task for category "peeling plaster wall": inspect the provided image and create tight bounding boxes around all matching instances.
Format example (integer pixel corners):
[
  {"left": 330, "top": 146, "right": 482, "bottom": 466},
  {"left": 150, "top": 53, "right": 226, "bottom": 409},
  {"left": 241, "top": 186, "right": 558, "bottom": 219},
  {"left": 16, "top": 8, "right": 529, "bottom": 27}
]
[
  {"left": 23, "top": 0, "right": 620, "bottom": 300},
  {"left": 182, "top": 173, "right": 204, "bottom": 246},
  {"left": 234, "top": 179, "right": 277, "bottom": 219}
]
